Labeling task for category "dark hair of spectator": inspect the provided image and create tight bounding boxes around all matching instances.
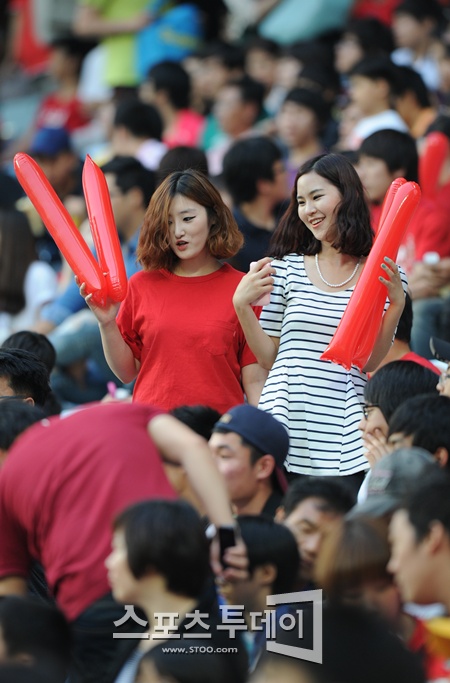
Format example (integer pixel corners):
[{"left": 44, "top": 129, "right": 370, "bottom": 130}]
[
  {"left": 114, "top": 500, "right": 210, "bottom": 597},
  {"left": 364, "top": 360, "right": 439, "bottom": 422},
  {"left": 222, "top": 136, "right": 283, "bottom": 205}
]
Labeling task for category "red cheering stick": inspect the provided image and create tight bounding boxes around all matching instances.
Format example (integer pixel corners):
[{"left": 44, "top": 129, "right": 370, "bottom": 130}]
[
  {"left": 14, "top": 153, "right": 108, "bottom": 306},
  {"left": 83, "top": 155, "right": 128, "bottom": 302},
  {"left": 320, "top": 180, "right": 421, "bottom": 371},
  {"left": 419, "top": 131, "right": 449, "bottom": 200},
  {"left": 375, "top": 177, "right": 407, "bottom": 237}
]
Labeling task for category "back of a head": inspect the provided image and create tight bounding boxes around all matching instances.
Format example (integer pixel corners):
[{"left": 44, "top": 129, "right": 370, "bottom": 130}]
[
  {"left": 114, "top": 499, "right": 210, "bottom": 598},
  {"left": 281, "top": 476, "right": 356, "bottom": 517},
  {"left": 0, "top": 596, "right": 71, "bottom": 681},
  {"left": 222, "top": 136, "right": 283, "bottom": 205},
  {"left": 389, "top": 394, "right": 450, "bottom": 465},
  {"left": 274, "top": 601, "right": 425, "bottom": 683},
  {"left": 113, "top": 98, "right": 163, "bottom": 141},
  {"left": 147, "top": 61, "right": 191, "bottom": 110},
  {"left": 359, "top": 129, "right": 418, "bottom": 181},
  {"left": 0, "top": 349, "right": 50, "bottom": 407},
  {"left": 312, "top": 603, "right": 425, "bottom": 683},
  {"left": 0, "top": 400, "right": 45, "bottom": 452},
  {"left": 157, "top": 146, "right": 209, "bottom": 186},
  {"left": 236, "top": 515, "right": 300, "bottom": 594},
  {"left": 2, "top": 331, "right": 56, "bottom": 374},
  {"left": 364, "top": 360, "right": 439, "bottom": 422},
  {"left": 395, "top": 65, "right": 431, "bottom": 108},
  {"left": 101, "top": 155, "right": 156, "bottom": 207},
  {"left": 170, "top": 404, "right": 221, "bottom": 440}
]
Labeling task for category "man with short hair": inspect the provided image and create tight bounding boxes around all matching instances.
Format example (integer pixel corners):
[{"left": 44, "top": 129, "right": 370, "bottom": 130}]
[
  {"left": 222, "top": 136, "right": 289, "bottom": 272},
  {"left": 387, "top": 394, "right": 450, "bottom": 467},
  {"left": 0, "top": 349, "right": 50, "bottom": 408},
  {"left": 209, "top": 404, "right": 289, "bottom": 517},
  {"left": 388, "top": 471, "right": 450, "bottom": 654},
  {"left": 276, "top": 477, "right": 355, "bottom": 587}
]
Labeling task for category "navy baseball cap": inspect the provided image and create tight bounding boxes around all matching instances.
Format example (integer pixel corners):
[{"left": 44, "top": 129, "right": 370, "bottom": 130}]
[
  {"left": 29, "top": 127, "right": 72, "bottom": 157},
  {"left": 214, "top": 404, "right": 289, "bottom": 493}
]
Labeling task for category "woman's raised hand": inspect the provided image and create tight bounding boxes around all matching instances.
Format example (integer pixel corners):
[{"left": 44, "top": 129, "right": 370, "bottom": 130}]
[
  {"left": 379, "top": 257, "right": 405, "bottom": 308},
  {"left": 233, "top": 257, "right": 275, "bottom": 310},
  {"left": 77, "top": 277, "right": 120, "bottom": 325}
]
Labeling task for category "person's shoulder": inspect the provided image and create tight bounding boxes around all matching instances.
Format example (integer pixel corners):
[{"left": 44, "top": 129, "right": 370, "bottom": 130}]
[
  {"left": 273, "top": 253, "right": 303, "bottom": 268},
  {"left": 129, "top": 269, "right": 165, "bottom": 284}
]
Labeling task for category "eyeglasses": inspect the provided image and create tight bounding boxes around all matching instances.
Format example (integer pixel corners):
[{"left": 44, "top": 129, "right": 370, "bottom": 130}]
[
  {"left": 0, "top": 395, "right": 27, "bottom": 400},
  {"left": 361, "top": 403, "right": 380, "bottom": 420},
  {"left": 439, "top": 372, "right": 450, "bottom": 385}
]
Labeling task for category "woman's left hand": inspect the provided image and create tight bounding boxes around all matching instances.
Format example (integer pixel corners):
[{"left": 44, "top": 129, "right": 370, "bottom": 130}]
[{"left": 379, "top": 257, "right": 405, "bottom": 308}]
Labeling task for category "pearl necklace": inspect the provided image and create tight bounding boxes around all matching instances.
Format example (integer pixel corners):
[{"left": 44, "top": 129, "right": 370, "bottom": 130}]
[{"left": 315, "top": 253, "right": 361, "bottom": 288}]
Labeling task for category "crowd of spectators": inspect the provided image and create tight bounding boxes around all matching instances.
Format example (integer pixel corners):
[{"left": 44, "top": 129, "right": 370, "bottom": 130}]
[{"left": 0, "top": 1, "right": 450, "bottom": 682}]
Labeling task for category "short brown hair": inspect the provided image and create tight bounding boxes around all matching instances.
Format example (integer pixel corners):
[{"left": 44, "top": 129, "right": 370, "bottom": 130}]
[
  {"left": 137, "top": 169, "right": 243, "bottom": 271},
  {"left": 314, "top": 517, "right": 391, "bottom": 600}
]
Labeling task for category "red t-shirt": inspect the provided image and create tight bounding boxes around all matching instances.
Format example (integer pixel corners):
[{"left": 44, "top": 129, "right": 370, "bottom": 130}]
[
  {"left": 371, "top": 198, "right": 450, "bottom": 274},
  {"left": 163, "top": 109, "right": 205, "bottom": 149},
  {"left": 0, "top": 403, "right": 176, "bottom": 621},
  {"left": 117, "top": 264, "right": 259, "bottom": 413},
  {"left": 35, "top": 93, "right": 91, "bottom": 132}
]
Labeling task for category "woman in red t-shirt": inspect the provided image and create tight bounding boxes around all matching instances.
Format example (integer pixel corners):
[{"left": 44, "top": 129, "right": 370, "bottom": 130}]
[{"left": 80, "top": 169, "right": 265, "bottom": 412}]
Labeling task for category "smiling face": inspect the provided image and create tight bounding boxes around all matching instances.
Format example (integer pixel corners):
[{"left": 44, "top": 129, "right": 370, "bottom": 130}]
[
  {"left": 296, "top": 171, "right": 342, "bottom": 245},
  {"left": 168, "top": 194, "right": 211, "bottom": 267},
  {"left": 209, "top": 431, "right": 260, "bottom": 511}
]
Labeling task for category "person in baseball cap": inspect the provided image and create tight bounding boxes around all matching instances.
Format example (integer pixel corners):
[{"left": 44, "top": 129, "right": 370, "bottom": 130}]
[
  {"left": 347, "top": 447, "right": 440, "bottom": 520},
  {"left": 209, "top": 404, "right": 289, "bottom": 518},
  {"left": 430, "top": 337, "right": 450, "bottom": 397}
]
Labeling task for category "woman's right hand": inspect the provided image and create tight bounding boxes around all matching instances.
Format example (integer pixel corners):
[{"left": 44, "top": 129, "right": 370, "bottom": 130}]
[
  {"left": 233, "top": 257, "right": 275, "bottom": 310},
  {"left": 77, "top": 278, "right": 120, "bottom": 326}
]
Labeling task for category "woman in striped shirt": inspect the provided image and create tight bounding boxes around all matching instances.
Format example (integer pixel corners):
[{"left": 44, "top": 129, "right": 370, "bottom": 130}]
[{"left": 233, "top": 153, "right": 406, "bottom": 484}]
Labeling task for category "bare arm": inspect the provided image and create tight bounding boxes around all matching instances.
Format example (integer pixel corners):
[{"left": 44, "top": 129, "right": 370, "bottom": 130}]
[
  {"left": 241, "top": 362, "right": 269, "bottom": 406},
  {"left": 80, "top": 282, "right": 139, "bottom": 384},
  {"left": 0, "top": 576, "right": 27, "bottom": 597},
  {"left": 148, "top": 414, "right": 235, "bottom": 527},
  {"left": 363, "top": 258, "right": 406, "bottom": 373},
  {"left": 233, "top": 257, "right": 279, "bottom": 370}
]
